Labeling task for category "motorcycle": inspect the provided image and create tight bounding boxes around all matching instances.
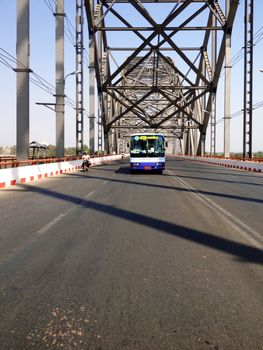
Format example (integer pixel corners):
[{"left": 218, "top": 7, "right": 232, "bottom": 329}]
[{"left": 82, "top": 160, "right": 91, "bottom": 172}]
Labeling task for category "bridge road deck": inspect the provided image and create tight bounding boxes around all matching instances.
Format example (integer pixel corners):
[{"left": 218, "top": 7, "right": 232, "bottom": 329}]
[{"left": 0, "top": 158, "right": 262, "bottom": 349}]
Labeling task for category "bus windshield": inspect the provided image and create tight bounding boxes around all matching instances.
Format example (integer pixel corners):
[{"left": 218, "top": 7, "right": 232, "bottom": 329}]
[{"left": 130, "top": 134, "right": 165, "bottom": 158}]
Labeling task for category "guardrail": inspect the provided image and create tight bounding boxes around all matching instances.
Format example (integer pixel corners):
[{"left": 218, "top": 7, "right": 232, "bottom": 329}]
[
  {"left": 173, "top": 155, "right": 263, "bottom": 173},
  {"left": 193, "top": 155, "right": 263, "bottom": 163},
  {"left": 0, "top": 156, "right": 16, "bottom": 162},
  {"left": 0, "top": 154, "right": 118, "bottom": 169},
  {"left": 0, "top": 154, "right": 126, "bottom": 189},
  {"left": 0, "top": 157, "right": 78, "bottom": 169}
]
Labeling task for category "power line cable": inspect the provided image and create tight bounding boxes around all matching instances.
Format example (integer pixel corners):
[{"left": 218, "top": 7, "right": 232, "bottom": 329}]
[
  {"left": 216, "top": 99, "right": 263, "bottom": 125},
  {"left": 43, "top": 0, "right": 53, "bottom": 13},
  {"left": 0, "top": 48, "right": 80, "bottom": 112},
  {"left": 42, "top": 0, "right": 90, "bottom": 70}
]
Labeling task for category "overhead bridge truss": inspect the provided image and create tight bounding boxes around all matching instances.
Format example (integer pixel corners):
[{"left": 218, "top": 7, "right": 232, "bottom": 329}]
[{"left": 84, "top": 0, "right": 239, "bottom": 155}]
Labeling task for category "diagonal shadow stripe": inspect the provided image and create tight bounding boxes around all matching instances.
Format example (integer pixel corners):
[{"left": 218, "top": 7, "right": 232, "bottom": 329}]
[
  {"left": 65, "top": 171, "right": 263, "bottom": 205},
  {"left": 19, "top": 184, "right": 263, "bottom": 265}
]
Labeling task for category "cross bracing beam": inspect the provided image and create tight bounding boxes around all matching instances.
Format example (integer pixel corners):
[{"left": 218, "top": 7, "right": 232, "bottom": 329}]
[
  {"left": 106, "top": 1, "right": 206, "bottom": 2},
  {"left": 110, "top": 125, "right": 199, "bottom": 129},
  {"left": 84, "top": 0, "right": 240, "bottom": 154},
  {"left": 95, "top": 26, "right": 223, "bottom": 31}
]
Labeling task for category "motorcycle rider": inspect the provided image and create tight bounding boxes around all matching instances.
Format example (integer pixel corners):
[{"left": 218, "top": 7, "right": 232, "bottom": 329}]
[{"left": 82, "top": 152, "right": 91, "bottom": 169}]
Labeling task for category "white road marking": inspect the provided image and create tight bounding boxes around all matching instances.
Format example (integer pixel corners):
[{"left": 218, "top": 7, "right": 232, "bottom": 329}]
[
  {"left": 102, "top": 180, "right": 108, "bottom": 185},
  {"left": 168, "top": 169, "right": 263, "bottom": 249},
  {"left": 84, "top": 190, "right": 95, "bottom": 199},
  {"left": 37, "top": 190, "right": 96, "bottom": 235},
  {"left": 37, "top": 213, "right": 68, "bottom": 234}
]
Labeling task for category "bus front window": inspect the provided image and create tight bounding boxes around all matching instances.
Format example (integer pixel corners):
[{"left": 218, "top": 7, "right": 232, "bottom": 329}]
[{"left": 130, "top": 135, "right": 164, "bottom": 157}]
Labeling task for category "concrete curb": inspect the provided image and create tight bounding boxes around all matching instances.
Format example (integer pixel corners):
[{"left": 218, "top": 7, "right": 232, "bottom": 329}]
[
  {"left": 0, "top": 155, "right": 124, "bottom": 189},
  {"left": 171, "top": 155, "right": 263, "bottom": 173}
]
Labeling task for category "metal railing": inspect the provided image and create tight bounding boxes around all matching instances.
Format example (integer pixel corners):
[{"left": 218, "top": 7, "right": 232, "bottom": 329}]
[{"left": 0, "top": 153, "right": 120, "bottom": 169}]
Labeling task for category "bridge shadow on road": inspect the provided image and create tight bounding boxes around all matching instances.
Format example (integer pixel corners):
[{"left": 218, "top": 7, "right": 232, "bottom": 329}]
[
  {"left": 17, "top": 183, "right": 263, "bottom": 266},
  {"left": 167, "top": 159, "right": 263, "bottom": 181},
  {"left": 66, "top": 170, "right": 263, "bottom": 205},
  {"left": 169, "top": 173, "right": 263, "bottom": 188},
  {"left": 116, "top": 167, "right": 161, "bottom": 175}
]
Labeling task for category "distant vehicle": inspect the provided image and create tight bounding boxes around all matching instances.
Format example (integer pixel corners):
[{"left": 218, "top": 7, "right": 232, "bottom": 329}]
[{"left": 130, "top": 133, "right": 165, "bottom": 174}]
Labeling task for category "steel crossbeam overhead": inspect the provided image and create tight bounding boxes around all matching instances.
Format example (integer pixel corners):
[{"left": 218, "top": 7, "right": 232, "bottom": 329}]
[{"left": 84, "top": 0, "right": 240, "bottom": 155}]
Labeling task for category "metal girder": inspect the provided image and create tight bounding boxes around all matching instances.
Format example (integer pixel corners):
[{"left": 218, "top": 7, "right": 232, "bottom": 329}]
[
  {"left": 84, "top": 0, "right": 240, "bottom": 154},
  {"left": 76, "top": 0, "right": 84, "bottom": 156},
  {"left": 198, "top": 0, "right": 239, "bottom": 155},
  {"left": 243, "top": 0, "right": 254, "bottom": 158},
  {"left": 16, "top": 0, "right": 30, "bottom": 160},
  {"left": 55, "top": 0, "right": 65, "bottom": 158},
  {"left": 110, "top": 125, "right": 198, "bottom": 129},
  {"left": 96, "top": 26, "right": 223, "bottom": 31}
]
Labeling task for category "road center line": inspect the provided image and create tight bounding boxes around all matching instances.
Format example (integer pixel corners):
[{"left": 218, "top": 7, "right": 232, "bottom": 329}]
[
  {"left": 84, "top": 190, "right": 96, "bottom": 199},
  {"left": 168, "top": 169, "right": 263, "bottom": 249},
  {"left": 37, "top": 190, "right": 96, "bottom": 235},
  {"left": 37, "top": 213, "right": 68, "bottom": 234}
]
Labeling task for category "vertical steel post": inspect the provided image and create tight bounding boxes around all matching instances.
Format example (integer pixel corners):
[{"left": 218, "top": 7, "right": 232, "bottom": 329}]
[
  {"left": 97, "top": 10, "right": 103, "bottom": 152},
  {"left": 107, "top": 96, "right": 113, "bottom": 153},
  {"left": 16, "top": 0, "right": 30, "bottom": 160},
  {"left": 180, "top": 138, "right": 185, "bottom": 156},
  {"left": 224, "top": 0, "right": 231, "bottom": 158},
  {"left": 76, "top": 0, "right": 84, "bottom": 156},
  {"left": 55, "top": 0, "right": 65, "bottom": 158},
  {"left": 243, "top": 0, "right": 254, "bottom": 158},
  {"left": 189, "top": 128, "right": 195, "bottom": 156},
  {"left": 89, "top": 0, "right": 95, "bottom": 154},
  {"left": 98, "top": 95, "right": 103, "bottom": 151},
  {"left": 201, "top": 57, "right": 206, "bottom": 156},
  {"left": 210, "top": 14, "right": 217, "bottom": 156},
  {"left": 210, "top": 94, "right": 216, "bottom": 156}
]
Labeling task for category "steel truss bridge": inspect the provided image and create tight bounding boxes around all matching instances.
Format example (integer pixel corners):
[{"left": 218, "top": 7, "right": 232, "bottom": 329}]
[
  {"left": 15, "top": 0, "right": 255, "bottom": 159},
  {"left": 85, "top": 0, "right": 244, "bottom": 157}
]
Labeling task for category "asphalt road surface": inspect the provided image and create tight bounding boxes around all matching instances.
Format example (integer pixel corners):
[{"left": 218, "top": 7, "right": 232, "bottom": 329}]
[{"left": 0, "top": 157, "right": 262, "bottom": 350}]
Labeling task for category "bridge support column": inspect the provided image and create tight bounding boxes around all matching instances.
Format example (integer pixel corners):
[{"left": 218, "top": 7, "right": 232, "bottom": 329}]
[
  {"left": 210, "top": 13, "right": 217, "bottom": 156},
  {"left": 104, "top": 130, "right": 109, "bottom": 154},
  {"left": 89, "top": 33, "right": 95, "bottom": 154},
  {"left": 55, "top": 0, "right": 65, "bottom": 158},
  {"left": 76, "top": 0, "right": 84, "bottom": 156},
  {"left": 243, "top": 0, "right": 254, "bottom": 158},
  {"left": 200, "top": 133, "right": 206, "bottom": 157},
  {"left": 224, "top": 0, "right": 231, "bottom": 158},
  {"left": 16, "top": 0, "right": 30, "bottom": 160},
  {"left": 88, "top": 0, "right": 96, "bottom": 154}
]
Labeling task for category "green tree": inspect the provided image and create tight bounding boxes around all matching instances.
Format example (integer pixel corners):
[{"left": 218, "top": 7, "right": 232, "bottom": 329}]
[{"left": 10, "top": 145, "right": 16, "bottom": 155}]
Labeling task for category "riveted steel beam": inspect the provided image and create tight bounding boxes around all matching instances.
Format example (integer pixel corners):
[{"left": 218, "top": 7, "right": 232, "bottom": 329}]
[{"left": 84, "top": 0, "right": 240, "bottom": 154}]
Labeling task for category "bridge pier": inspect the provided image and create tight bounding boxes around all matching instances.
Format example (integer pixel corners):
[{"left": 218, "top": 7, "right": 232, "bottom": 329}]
[
  {"left": 16, "top": 0, "right": 30, "bottom": 161},
  {"left": 55, "top": 0, "right": 65, "bottom": 158},
  {"left": 89, "top": 30, "right": 95, "bottom": 155},
  {"left": 224, "top": 0, "right": 231, "bottom": 158}
]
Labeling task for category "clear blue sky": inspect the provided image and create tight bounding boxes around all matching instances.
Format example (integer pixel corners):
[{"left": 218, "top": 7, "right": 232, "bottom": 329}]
[{"left": 0, "top": 0, "right": 263, "bottom": 152}]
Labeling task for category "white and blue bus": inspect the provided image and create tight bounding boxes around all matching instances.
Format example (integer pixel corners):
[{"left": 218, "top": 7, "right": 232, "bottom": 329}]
[{"left": 130, "top": 133, "right": 165, "bottom": 173}]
